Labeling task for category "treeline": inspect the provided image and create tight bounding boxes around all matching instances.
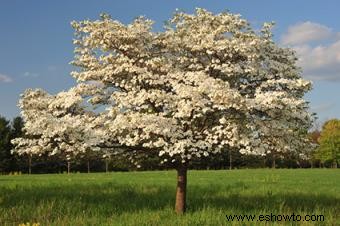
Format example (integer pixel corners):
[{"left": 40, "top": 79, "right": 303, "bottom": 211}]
[{"left": 0, "top": 115, "right": 339, "bottom": 174}]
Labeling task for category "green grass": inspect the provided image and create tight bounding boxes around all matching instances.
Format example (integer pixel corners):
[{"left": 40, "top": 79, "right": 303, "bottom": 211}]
[{"left": 0, "top": 169, "right": 339, "bottom": 225}]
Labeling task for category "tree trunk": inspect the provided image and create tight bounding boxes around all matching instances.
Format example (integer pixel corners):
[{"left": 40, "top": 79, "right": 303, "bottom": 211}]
[
  {"left": 87, "top": 160, "right": 90, "bottom": 173},
  {"left": 67, "top": 161, "right": 71, "bottom": 174},
  {"left": 263, "top": 157, "right": 266, "bottom": 168},
  {"left": 229, "top": 150, "right": 232, "bottom": 170},
  {"left": 272, "top": 154, "right": 276, "bottom": 169},
  {"left": 105, "top": 159, "right": 109, "bottom": 173},
  {"left": 333, "top": 159, "right": 337, "bottom": 169},
  {"left": 175, "top": 165, "right": 187, "bottom": 214},
  {"left": 28, "top": 155, "right": 32, "bottom": 175}
]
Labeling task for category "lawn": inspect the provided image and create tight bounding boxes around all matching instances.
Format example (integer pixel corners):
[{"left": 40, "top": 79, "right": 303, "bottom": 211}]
[{"left": 0, "top": 169, "right": 339, "bottom": 225}]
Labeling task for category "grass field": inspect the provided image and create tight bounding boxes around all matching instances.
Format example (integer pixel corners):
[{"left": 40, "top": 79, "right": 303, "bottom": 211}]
[{"left": 0, "top": 169, "right": 339, "bottom": 225}]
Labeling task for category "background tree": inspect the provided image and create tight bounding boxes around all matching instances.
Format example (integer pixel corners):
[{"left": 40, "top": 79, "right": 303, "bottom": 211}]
[
  {"left": 12, "top": 9, "right": 313, "bottom": 214},
  {"left": 317, "top": 119, "right": 340, "bottom": 168},
  {"left": 0, "top": 116, "right": 25, "bottom": 173},
  {"left": 0, "top": 116, "right": 12, "bottom": 173}
]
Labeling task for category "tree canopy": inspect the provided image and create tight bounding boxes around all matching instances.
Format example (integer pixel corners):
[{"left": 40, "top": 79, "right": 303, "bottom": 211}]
[
  {"left": 317, "top": 119, "right": 340, "bottom": 167},
  {"left": 12, "top": 9, "right": 313, "bottom": 163}
]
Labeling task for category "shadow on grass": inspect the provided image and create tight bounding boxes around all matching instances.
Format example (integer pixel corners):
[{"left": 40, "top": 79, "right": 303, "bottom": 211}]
[{"left": 1, "top": 182, "right": 339, "bottom": 217}]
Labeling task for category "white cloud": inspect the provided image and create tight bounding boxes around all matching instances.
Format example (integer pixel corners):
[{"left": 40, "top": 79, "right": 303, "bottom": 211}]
[
  {"left": 0, "top": 73, "right": 13, "bottom": 83},
  {"left": 23, "top": 72, "right": 39, "bottom": 77},
  {"left": 295, "top": 41, "right": 340, "bottom": 81},
  {"left": 281, "top": 21, "right": 333, "bottom": 45},
  {"left": 281, "top": 22, "right": 340, "bottom": 81}
]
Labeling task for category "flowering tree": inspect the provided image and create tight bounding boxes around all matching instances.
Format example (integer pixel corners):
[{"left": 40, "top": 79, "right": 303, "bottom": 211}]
[{"left": 12, "top": 9, "right": 313, "bottom": 214}]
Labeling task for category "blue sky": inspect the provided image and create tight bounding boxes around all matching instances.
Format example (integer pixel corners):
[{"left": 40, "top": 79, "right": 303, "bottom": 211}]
[{"left": 1, "top": 0, "right": 339, "bottom": 126}]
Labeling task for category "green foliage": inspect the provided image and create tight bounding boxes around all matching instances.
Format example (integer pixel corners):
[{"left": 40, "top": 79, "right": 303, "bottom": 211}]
[
  {"left": 0, "top": 116, "right": 12, "bottom": 172},
  {"left": 0, "top": 115, "right": 27, "bottom": 173},
  {"left": 317, "top": 119, "right": 340, "bottom": 167},
  {"left": 0, "top": 169, "right": 338, "bottom": 225},
  {"left": 11, "top": 116, "right": 24, "bottom": 138}
]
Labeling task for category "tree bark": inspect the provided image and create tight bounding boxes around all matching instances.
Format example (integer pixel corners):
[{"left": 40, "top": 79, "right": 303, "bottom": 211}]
[
  {"left": 67, "top": 161, "right": 71, "bottom": 174},
  {"left": 175, "top": 165, "right": 187, "bottom": 214},
  {"left": 87, "top": 160, "right": 90, "bottom": 173},
  {"left": 272, "top": 154, "right": 276, "bottom": 169},
  {"left": 105, "top": 159, "right": 109, "bottom": 173},
  {"left": 333, "top": 159, "right": 337, "bottom": 169},
  {"left": 263, "top": 158, "right": 266, "bottom": 168},
  {"left": 28, "top": 155, "right": 32, "bottom": 175},
  {"left": 229, "top": 150, "right": 232, "bottom": 170}
]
